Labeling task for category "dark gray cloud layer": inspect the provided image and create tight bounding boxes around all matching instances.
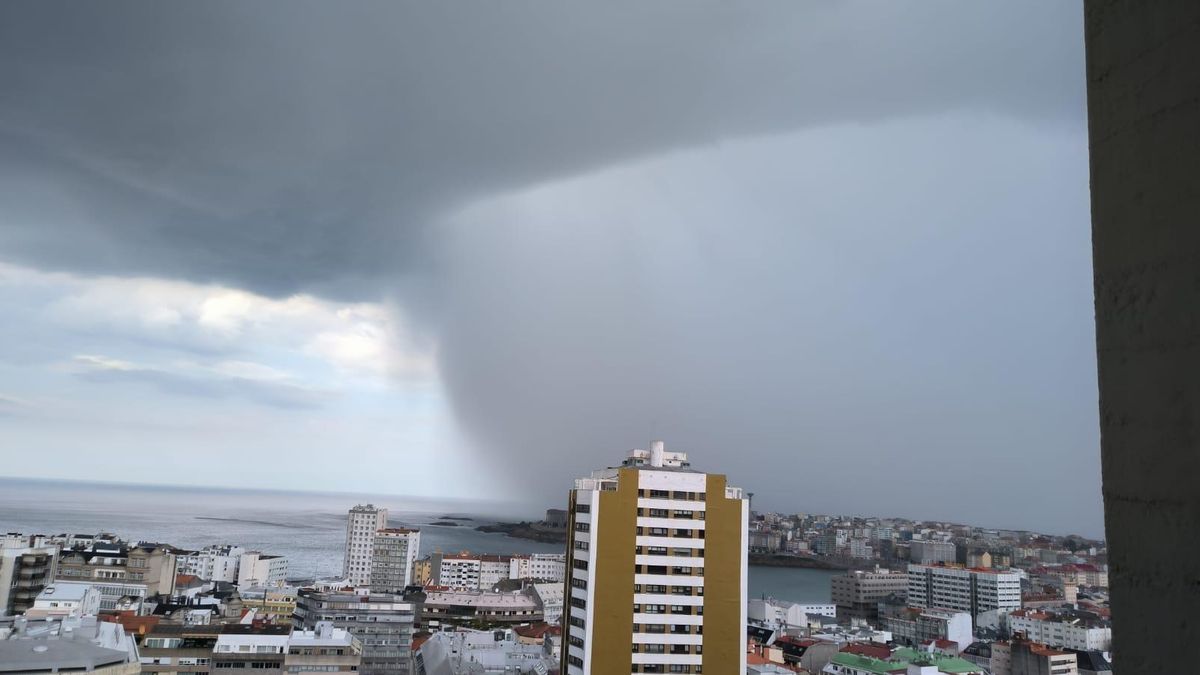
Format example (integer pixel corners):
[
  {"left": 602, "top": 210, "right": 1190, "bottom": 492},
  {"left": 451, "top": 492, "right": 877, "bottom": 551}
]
[{"left": 0, "top": 2, "right": 1099, "bottom": 533}]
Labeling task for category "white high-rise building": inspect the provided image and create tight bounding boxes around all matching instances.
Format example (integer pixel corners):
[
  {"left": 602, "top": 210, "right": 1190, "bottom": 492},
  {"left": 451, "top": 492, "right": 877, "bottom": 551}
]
[
  {"left": 562, "top": 441, "right": 748, "bottom": 675},
  {"left": 345, "top": 504, "right": 388, "bottom": 587},
  {"left": 907, "top": 563, "right": 1021, "bottom": 621}
]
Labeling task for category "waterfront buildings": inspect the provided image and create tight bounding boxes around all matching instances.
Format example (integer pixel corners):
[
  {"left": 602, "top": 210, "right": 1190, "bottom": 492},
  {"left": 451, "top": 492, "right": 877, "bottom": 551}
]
[
  {"left": 830, "top": 568, "right": 908, "bottom": 622},
  {"left": 55, "top": 542, "right": 177, "bottom": 610},
  {"left": 907, "top": 564, "right": 1021, "bottom": 621},
  {"left": 0, "top": 544, "right": 58, "bottom": 616},
  {"left": 344, "top": 504, "right": 388, "bottom": 587},
  {"left": 177, "top": 545, "right": 244, "bottom": 583},
  {"left": 510, "top": 552, "right": 566, "bottom": 582},
  {"left": 371, "top": 528, "right": 420, "bottom": 593},
  {"left": 294, "top": 589, "right": 415, "bottom": 675},
  {"left": 561, "top": 441, "right": 748, "bottom": 675},
  {"left": 237, "top": 551, "right": 288, "bottom": 588}
]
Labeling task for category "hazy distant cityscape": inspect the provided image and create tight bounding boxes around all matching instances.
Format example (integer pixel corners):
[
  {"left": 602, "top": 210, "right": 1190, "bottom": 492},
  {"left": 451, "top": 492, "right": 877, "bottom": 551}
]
[{"left": 0, "top": 444, "right": 1111, "bottom": 674}]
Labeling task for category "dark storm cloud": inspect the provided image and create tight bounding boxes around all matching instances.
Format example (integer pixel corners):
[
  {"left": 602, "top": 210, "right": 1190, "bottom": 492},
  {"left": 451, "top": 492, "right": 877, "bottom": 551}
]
[
  {"left": 0, "top": 1, "right": 1100, "bottom": 533},
  {"left": 0, "top": 1, "right": 1082, "bottom": 295}
]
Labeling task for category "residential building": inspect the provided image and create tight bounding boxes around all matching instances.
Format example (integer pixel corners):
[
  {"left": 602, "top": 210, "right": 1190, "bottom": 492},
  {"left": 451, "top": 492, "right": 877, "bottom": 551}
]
[
  {"left": 140, "top": 624, "right": 221, "bottom": 674},
  {"left": 831, "top": 568, "right": 908, "bottom": 622},
  {"left": 212, "top": 625, "right": 290, "bottom": 673},
  {"left": 414, "top": 627, "right": 558, "bottom": 675},
  {"left": 910, "top": 541, "right": 957, "bottom": 565},
  {"left": 413, "top": 557, "right": 433, "bottom": 586},
  {"left": 421, "top": 589, "right": 543, "bottom": 627},
  {"left": 907, "top": 564, "right": 1021, "bottom": 621},
  {"left": 177, "top": 545, "right": 245, "bottom": 583},
  {"left": 24, "top": 584, "right": 102, "bottom": 619},
  {"left": 240, "top": 586, "right": 298, "bottom": 625},
  {"left": 371, "top": 528, "right": 421, "bottom": 593},
  {"left": 286, "top": 622, "right": 362, "bottom": 674},
  {"left": 749, "top": 598, "right": 837, "bottom": 629},
  {"left": 509, "top": 553, "right": 566, "bottom": 582},
  {"left": 822, "top": 647, "right": 985, "bottom": 675},
  {"left": 529, "top": 582, "right": 563, "bottom": 625},
  {"left": 238, "top": 552, "right": 288, "bottom": 588},
  {"left": 55, "top": 542, "right": 177, "bottom": 610},
  {"left": 0, "top": 544, "right": 59, "bottom": 615},
  {"left": 0, "top": 615, "right": 140, "bottom": 675},
  {"left": 344, "top": 505, "right": 388, "bottom": 587},
  {"left": 879, "top": 606, "right": 973, "bottom": 652},
  {"left": 1007, "top": 609, "right": 1112, "bottom": 652},
  {"left": 992, "top": 638, "right": 1079, "bottom": 675},
  {"left": 294, "top": 590, "right": 416, "bottom": 675},
  {"left": 429, "top": 551, "right": 514, "bottom": 591},
  {"left": 561, "top": 441, "right": 748, "bottom": 675}
]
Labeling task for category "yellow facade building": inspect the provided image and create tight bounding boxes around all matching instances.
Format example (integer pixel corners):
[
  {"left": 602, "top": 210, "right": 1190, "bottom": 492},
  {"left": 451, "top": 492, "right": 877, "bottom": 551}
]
[{"left": 561, "top": 441, "right": 748, "bottom": 674}]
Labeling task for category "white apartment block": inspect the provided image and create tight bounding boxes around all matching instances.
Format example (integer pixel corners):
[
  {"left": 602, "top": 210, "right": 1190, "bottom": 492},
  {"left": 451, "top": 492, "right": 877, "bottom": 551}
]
[
  {"left": 177, "top": 545, "right": 244, "bottom": 583},
  {"left": 907, "top": 564, "right": 1021, "bottom": 621},
  {"left": 563, "top": 441, "right": 748, "bottom": 675},
  {"left": 1008, "top": 609, "right": 1112, "bottom": 652},
  {"left": 344, "top": 504, "right": 388, "bottom": 587},
  {"left": 237, "top": 552, "right": 288, "bottom": 588},
  {"left": 510, "top": 553, "right": 566, "bottom": 582}
]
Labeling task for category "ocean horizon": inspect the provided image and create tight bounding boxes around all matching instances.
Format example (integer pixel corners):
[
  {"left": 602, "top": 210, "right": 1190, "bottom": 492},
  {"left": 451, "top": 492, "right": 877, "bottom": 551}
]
[{"left": 0, "top": 475, "right": 837, "bottom": 604}]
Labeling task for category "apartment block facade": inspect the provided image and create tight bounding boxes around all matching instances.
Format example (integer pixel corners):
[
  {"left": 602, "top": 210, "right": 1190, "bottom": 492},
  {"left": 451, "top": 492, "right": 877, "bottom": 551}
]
[
  {"left": 907, "top": 564, "right": 1021, "bottom": 621},
  {"left": 370, "top": 528, "right": 420, "bottom": 593},
  {"left": 344, "top": 505, "right": 388, "bottom": 587},
  {"left": 561, "top": 442, "right": 748, "bottom": 675},
  {"left": 830, "top": 568, "right": 908, "bottom": 622}
]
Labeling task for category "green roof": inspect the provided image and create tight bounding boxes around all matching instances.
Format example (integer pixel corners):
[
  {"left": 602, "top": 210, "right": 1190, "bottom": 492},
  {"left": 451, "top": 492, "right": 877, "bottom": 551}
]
[
  {"left": 829, "top": 649, "right": 984, "bottom": 674},
  {"left": 893, "top": 648, "right": 984, "bottom": 674},
  {"left": 828, "top": 652, "right": 903, "bottom": 674}
]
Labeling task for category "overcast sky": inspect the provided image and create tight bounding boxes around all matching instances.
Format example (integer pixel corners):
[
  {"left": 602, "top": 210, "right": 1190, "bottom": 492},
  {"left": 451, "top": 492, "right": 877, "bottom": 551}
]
[{"left": 0, "top": 1, "right": 1101, "bottom": 536}]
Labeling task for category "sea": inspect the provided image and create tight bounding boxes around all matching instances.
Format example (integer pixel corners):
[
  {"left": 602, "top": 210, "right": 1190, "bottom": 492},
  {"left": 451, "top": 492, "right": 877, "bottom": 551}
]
[{"left": 0, "top": 477, "right": 837, "bottom": 604}]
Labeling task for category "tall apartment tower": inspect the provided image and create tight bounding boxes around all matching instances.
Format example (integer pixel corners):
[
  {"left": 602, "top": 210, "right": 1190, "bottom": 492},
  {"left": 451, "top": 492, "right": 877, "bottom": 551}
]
[
  {"left": 344, "top": 504, "right": 388, "bottom": 587},
  {"left": 371, "top": 528, "right": 421, "bottom": 593},
  {"left": 561, "top": 441, "right": 748, "bottom": 675}
]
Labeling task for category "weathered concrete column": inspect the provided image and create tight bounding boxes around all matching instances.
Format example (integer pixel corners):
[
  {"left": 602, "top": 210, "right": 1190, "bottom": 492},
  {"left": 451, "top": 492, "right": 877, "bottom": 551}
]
[{"left": 1086, "top": 2, "right": 1200, "bottom": 672}]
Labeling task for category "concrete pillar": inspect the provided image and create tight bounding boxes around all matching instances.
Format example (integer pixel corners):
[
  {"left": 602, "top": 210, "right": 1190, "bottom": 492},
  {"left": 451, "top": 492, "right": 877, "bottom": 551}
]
[{"left": 1085, "top": 2, "right": 1200, "bottom": 672}]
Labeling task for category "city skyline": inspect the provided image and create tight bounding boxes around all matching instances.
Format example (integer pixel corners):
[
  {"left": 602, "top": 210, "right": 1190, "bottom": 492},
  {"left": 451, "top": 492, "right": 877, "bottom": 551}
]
[{"left": 0, "top": 2, "right": 1102, "bottom": 537}]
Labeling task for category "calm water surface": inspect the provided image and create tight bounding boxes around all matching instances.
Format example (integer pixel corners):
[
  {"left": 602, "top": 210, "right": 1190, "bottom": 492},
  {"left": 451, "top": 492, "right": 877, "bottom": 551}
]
[{"left": 0, "top": 477, "right": 834, "bottom": 604}]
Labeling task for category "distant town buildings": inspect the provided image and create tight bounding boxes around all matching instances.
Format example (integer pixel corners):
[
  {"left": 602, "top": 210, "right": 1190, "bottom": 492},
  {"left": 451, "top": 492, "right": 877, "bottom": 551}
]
[
  {"left": 343, "top": 504, "right": 388, "bottom": 587},
  {"left": 562, "top": 441, "right": 748, "bottom": 675}
]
